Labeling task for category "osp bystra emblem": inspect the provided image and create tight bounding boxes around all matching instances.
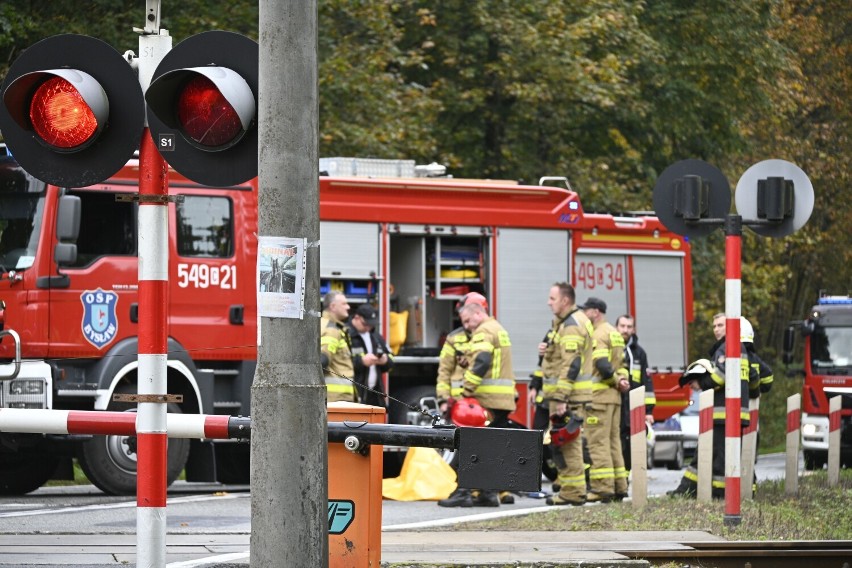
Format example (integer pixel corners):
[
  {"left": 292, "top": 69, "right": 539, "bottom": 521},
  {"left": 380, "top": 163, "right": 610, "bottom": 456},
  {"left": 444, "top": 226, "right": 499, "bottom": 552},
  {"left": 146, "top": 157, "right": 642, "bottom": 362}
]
[{"left": 81, "top": 288, "right": 119, "bottom": 349}]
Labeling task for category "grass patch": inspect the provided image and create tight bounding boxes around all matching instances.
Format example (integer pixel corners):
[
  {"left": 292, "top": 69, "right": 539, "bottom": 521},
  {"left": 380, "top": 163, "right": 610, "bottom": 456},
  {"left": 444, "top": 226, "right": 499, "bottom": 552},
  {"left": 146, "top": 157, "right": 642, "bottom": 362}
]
[{"left": 454, "top": 469, "right": 852, "bottom": 540}]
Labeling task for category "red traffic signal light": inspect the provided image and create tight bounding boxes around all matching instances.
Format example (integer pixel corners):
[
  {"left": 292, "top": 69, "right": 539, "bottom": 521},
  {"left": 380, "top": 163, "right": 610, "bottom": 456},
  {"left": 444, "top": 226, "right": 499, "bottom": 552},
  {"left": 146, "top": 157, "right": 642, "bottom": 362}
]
[
  {"left": 0, "top": 34, "right": 144, "bottom": 187},
  {"left": 146, "top": 31, "right": 258, "bottom": 187},
  {"left": 21, "top": 71, "right": 107, "bottom": 151}
]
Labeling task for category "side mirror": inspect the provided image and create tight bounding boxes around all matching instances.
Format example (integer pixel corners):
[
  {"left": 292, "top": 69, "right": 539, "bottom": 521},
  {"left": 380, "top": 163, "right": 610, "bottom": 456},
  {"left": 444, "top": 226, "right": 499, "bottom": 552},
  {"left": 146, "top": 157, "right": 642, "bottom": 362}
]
[
  {"left": 56, "top": 195, "right": 81, "bottom": 241},
  {"left": 782, "top": 326, "right": 797, "bottom": 364},
  {"left": 54, "top": 243, "right": 77, "bottom": 266}
]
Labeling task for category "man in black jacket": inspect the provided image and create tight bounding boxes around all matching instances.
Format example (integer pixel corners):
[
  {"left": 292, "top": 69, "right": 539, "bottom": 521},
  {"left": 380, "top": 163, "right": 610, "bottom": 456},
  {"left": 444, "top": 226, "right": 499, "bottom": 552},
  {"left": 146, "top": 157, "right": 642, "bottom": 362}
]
[
  {"left": 616, "top": 315, "right": 656, "bottom": 471},
  {"left": 348, "top": 303, "right": 394, "bottom": 407}
]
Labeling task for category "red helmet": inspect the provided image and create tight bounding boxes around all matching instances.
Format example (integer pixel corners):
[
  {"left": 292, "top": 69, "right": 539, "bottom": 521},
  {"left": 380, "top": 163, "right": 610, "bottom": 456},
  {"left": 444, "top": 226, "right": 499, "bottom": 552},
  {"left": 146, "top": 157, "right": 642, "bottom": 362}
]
[
  {"left": 455, "top": 292, "right": 488, "bottom": 313},
  {"left": 549, "top": 412, "right": 583, "bottom": 447},
  {"left": 451, "top": 397, "right": 489, "bottom": 427}
]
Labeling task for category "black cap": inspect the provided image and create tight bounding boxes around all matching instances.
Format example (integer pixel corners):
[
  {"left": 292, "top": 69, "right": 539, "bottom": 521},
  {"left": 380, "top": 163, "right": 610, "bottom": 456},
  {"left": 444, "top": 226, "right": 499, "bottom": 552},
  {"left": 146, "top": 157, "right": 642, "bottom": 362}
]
[
  {"left": 355, "top": 304, "right": 379, "bottom": 327},
  {"left": 580, "top": 297, "right": 607, "bottom": 313}
]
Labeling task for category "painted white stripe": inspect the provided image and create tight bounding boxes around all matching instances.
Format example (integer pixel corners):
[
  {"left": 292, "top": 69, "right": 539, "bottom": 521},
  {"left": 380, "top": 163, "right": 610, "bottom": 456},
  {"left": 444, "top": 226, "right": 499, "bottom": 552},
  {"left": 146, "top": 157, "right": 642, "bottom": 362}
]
[
  {"left": 167, "top": 414, "right": 208, "bottom": 438},
  {"left": 724, "top": 279, "right": 741, "bottom": 316},
  {"left": 167, "top": 552, "right": 250, "bottom": 568},
  {"left": 137, "top": 353, "right": 168, "bottom": 433},
  {"left": 0, "top": 409, "right": 69, "bottom": 434},
  {"left": 138, "top": 506, "right": 167, "bottom": 568},
  {"left": 138, "top": 205, "right": 169, "bottom": 280},
  {"left": 383, "top": 505, "right": 552, "bottom": 531},
  {"left": 0, "top": 493, "right": 244, "bottom": 519}
]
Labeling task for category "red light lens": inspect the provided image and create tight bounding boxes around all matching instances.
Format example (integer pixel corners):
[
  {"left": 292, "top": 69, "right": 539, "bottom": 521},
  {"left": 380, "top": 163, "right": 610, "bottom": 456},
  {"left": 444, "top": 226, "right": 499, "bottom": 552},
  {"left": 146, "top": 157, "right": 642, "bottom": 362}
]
[
  {"left": 29, "top": 76, "right": 99, "bottom": 149},
  {"left": 177, "top": 75, "right": 243, "bottom": 148}
]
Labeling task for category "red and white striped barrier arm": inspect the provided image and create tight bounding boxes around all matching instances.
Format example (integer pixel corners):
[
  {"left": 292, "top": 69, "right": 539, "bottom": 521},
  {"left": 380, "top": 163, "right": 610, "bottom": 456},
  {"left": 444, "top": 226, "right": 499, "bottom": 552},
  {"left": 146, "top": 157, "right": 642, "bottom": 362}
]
[
  {"left": 629, "top": 387, "right": 647, "bottom": 507},
  {"left": 0, "top": 408, "right": 247, "bottom": 439}
]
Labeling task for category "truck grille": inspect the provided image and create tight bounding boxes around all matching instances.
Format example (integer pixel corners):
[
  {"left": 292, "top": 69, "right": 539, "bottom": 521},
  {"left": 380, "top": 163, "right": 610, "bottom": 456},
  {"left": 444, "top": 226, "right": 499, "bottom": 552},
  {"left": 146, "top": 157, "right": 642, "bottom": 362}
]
[{"left": 0, "top": 378, "right": 49, "bottom": 409}]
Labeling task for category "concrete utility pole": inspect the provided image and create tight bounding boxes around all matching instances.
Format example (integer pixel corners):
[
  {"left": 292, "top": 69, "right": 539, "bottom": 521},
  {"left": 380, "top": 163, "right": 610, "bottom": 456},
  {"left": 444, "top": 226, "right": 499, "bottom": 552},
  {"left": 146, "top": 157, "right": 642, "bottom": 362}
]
[{"left": 252, "top": 2, "right": 326, "bottom": 567}]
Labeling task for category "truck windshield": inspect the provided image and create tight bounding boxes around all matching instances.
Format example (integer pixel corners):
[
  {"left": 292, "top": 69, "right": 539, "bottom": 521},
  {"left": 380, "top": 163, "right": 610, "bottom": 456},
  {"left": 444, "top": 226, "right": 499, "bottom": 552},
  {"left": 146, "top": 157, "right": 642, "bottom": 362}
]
[
  {"left": 811, "top": 326, "right": 852, "bottom": 371},
  {"left": 0, "top": 157, "right": 46, "bottom": 273}
]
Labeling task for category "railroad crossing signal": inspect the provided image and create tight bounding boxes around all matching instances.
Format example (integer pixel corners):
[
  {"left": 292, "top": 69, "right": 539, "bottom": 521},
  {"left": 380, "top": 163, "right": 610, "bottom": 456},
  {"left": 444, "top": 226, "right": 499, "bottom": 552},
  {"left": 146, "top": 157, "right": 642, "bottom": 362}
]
[
  {"left": 0, "top": 34, "right": 145, "bottom": 187},
  {"left": 145, "top": 31, "right": 258, "bottom": 187},
  {"left": 0, "top": 31, "right": 258, "bottom": 188}
]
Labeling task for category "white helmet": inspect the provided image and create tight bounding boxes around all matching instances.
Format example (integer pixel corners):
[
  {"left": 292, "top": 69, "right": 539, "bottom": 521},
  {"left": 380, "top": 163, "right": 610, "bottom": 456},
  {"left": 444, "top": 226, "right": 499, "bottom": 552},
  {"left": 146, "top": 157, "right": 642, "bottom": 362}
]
[{"left": 740, "top": 317, "right": 754, "bottom": 343}]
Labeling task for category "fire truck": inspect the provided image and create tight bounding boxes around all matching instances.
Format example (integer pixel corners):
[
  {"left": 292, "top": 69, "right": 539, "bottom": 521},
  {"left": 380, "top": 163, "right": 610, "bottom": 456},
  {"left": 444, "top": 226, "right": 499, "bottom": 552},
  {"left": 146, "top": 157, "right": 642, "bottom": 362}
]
[
  {"left": 0, "top": 152, "right": 692, "bottom": 495},
  {"left": 784, "top": 294, "right": 852, "bottom": 469}
]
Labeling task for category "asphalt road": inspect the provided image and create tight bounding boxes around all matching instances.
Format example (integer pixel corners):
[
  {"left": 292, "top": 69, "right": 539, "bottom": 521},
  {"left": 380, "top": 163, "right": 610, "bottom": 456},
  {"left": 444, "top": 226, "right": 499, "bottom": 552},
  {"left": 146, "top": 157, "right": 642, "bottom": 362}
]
[{"left": 0, "top": 452, "right": 793, "bottom": 534}]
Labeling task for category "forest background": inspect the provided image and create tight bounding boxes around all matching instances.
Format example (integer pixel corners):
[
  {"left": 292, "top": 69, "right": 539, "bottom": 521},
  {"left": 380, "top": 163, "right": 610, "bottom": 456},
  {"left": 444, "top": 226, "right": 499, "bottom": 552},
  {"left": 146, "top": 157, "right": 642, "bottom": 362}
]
[{"left": 1, "top": 1, "right": 849, "bottom": 361}]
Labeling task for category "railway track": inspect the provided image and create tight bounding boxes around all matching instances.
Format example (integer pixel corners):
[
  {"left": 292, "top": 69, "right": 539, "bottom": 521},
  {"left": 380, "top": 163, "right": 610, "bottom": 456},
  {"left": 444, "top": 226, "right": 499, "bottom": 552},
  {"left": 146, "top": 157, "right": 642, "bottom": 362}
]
[{"left": 626, "top": 540, "right": 852, "bottom": 567}]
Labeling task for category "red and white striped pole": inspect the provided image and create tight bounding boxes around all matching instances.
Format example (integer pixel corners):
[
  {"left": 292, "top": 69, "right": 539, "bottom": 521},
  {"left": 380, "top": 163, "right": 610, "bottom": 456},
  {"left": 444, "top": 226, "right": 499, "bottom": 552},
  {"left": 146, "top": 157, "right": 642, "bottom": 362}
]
[
  {"left": 137, "top": 127, "right": 170, "bottom": 567},
  {"left": 697, "top": 389, "right": 714, "bottom": 502},
  {"left": 785, "top": 394, "right": 801, "bottom": 495},
  {"left": 723, "top": 215, "right": 743, "bottom": 526},
  {"left": 828, "top": 396, "right": 841, "bottom": 486},
  {"left": 628, "top": 386, "right": 647, "bottom": 508}
]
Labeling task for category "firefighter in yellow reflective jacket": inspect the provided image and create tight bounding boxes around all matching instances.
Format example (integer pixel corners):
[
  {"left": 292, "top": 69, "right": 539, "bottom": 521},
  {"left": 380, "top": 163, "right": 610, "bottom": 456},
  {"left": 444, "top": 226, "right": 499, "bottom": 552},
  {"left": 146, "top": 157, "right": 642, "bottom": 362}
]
[
  {"left": 538, "top": 283, "right": 594, "bottom": 506},
  {"left": 458, "top": 301, "right": 515, "bottom": 506},
  {"left": 320, "top": 291, "right": 357, "bottom": 402},
  {"left": 437, "top": 293, "right": 488, "bottom": 414},
  {"left": 582, "top": 297, "right": 630, "bottom": 502}
]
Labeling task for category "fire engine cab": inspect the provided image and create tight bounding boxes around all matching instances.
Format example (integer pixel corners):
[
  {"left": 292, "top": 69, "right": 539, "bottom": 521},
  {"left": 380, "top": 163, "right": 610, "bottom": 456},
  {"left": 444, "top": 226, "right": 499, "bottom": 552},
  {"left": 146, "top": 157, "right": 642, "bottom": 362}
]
[
  {"left": 0, "top": 151, "right": 692, "bottom": 495},
  {"left": 784, "top": 294, "right": 852, "bottom": 469}
]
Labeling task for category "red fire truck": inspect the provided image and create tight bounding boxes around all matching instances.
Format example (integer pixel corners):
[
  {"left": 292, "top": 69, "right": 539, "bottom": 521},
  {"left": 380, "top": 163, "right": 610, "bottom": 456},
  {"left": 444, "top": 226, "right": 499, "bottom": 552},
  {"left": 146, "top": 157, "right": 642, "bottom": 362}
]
[
  {"left": 0, "top": 152, "right": 692, "bottom": 495},
  {"left": 784, "top": 294, "right": 852, "bottom": 469}
]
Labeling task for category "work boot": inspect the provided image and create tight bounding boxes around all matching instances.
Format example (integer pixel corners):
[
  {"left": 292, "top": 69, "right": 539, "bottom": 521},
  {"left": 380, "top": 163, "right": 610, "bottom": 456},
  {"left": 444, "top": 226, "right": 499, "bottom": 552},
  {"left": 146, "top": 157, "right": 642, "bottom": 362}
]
[
  {"left": 666, "top": 481, "right": 696, "bottom": 498},
  {"left": 585, "top": 491, "right": 615, "bottom": 504},
  {"left": 545, "top": 494, "right": 585, "bottom": 506},
  {"left": 438, "top": 488, "right": 473, "bottom": 508},
  {"left": 499, "top": 491, "right": 515, "bottom": 505},
  {"left": 472, "top": 489, "right": 500, "bottom": 507}
]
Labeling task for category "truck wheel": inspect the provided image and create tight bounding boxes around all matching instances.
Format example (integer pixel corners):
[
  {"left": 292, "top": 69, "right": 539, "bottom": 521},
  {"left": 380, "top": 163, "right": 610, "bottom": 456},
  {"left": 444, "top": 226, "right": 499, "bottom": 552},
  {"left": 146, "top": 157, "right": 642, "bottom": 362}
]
[
  {"left": 803, "top": 449, "right": 827, "bottom": 471},
  {"left": 0, "top": 453, "right": 59, "bottom": 495},
  {"left": 78, "top": 387, "right": 190, "bottom": 495}
]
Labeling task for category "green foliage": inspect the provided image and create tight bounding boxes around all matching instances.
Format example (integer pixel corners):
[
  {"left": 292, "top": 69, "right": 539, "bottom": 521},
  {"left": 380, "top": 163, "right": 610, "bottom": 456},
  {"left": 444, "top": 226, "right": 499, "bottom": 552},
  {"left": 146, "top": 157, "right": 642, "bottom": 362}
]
[
  {"left": 758, "top": 362, "right": 804, "bottom": 452},
  {"left": 1, "top": 1, "right": 849, "bottom": 353}
]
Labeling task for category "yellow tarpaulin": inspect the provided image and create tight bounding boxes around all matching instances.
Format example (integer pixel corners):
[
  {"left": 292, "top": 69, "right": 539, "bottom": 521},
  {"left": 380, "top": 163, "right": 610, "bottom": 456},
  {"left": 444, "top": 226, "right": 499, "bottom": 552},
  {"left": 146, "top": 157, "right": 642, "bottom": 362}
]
[{"left": 382, "top": 447, "right": 456, "bottom": 501}]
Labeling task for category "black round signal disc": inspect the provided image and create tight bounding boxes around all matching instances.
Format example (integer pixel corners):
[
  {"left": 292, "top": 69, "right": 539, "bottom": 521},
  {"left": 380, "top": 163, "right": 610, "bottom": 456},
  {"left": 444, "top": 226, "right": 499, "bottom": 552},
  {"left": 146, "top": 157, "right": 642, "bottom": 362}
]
[
  {"left": 652, "top": 159, "right": 732, "bottom": 239},
  {"left": 0, "top": 34, "right": 144, "bottom": 187},
  {"left": 146, "top": 31, "right": 258, "bottom": 187}
]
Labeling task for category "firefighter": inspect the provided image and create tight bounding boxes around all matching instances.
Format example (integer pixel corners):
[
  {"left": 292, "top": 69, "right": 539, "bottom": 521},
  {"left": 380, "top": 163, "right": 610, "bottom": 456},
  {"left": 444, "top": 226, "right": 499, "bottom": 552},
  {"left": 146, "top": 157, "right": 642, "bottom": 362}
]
[
  {"left": 741, "top": 317, "right": 774, "bottom": 399},
  {"left": 438, "top": 293, "right": 515, "bottom": 507},
  {"left": 348, "top": 303, "right": 394, "bottom": 407},
  {"left": 436, "top": 293, "right": 487, "bottom": 416},
  {"left": 320, "top": 291, "right": 358, "bottom": 402},
  {"left": 538, "top": 282, "right": 594, "bottom": 506},
  {"left": 438, "top": 301, "right": 516, "bottom": 507},
  {"left": 616, "top": 314, "right": 656, "bottom": 472},
  {"left": 582, "top": 297, "right": 630, "bottom": 503},
  {"left": 669, "top": 316, "right": 755, "bottom": 498}
]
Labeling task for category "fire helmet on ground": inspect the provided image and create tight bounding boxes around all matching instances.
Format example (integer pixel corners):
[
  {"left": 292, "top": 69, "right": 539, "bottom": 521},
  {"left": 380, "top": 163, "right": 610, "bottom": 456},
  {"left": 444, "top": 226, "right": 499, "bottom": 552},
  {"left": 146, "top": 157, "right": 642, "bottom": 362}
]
[
  {"left": 451, "top": 397, "right": 489, "bottom": 427},
  {"left": 455, "top": 292, "right": 488, "bottom": 313}
]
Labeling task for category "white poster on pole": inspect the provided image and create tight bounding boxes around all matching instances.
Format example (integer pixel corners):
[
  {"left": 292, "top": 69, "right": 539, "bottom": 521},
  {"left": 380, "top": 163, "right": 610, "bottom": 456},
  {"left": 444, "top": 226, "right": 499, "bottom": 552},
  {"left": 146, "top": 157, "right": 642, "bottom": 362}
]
[{"left": 257, "top": 236, "right": 306, "bottom": 319}]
